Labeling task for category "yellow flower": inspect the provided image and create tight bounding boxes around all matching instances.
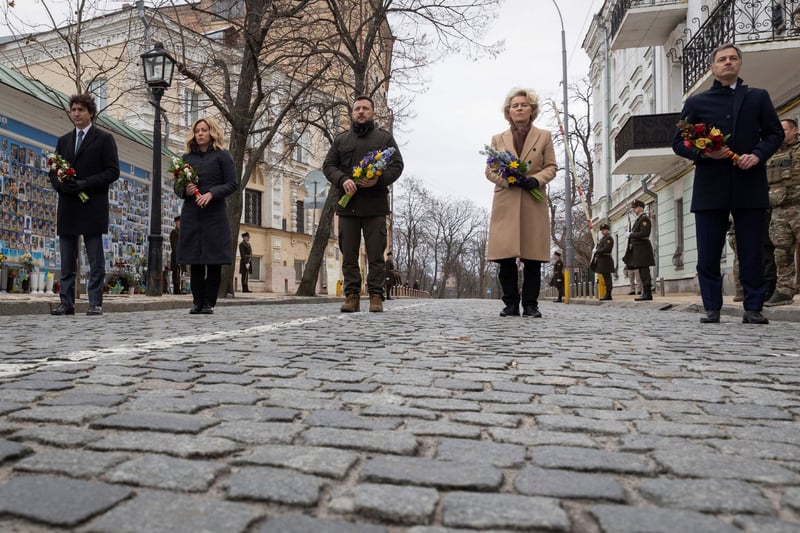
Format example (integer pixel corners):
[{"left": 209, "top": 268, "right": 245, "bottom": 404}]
[
  {"left": 366, "top": 170, "right": 375, "bottom": 179},
  {"left": 374, "top": 152, "right": 383, "bottom": 160},
  {"left": 508, "top": 177, "right": 518, "bottom": 184},
  {"left": 353, "top": 168, "right": 362, "bottom": 178},
  {"left": 695, "top": 137, "right": 710, "bottom": 149},
  {"left": 509, "top": 161, "right": 519, "bottom": 169},
  {"left": 709, "top": 127, "right": 721, "bottom": 137}
]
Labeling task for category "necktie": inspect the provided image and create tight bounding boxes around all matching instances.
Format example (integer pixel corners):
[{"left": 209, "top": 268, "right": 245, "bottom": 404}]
[{"left": 76, "top": 130, "right": 84, "bottom": 152}]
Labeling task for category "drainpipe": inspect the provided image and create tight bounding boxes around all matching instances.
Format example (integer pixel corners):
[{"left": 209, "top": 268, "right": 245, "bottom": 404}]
[
  {"left": 594, "top": 15, "right": 613, "bottom": 219},
  {"left": 641, "top": 177, "right": 660, "bottom": 290}
]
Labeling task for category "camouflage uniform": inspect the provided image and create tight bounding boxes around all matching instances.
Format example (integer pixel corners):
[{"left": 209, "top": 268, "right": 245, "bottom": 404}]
[{"left": 767, "top": 133, "right": 800, "bottom": 301}]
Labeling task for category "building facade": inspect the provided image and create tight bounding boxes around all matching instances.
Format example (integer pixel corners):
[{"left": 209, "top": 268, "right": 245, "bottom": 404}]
[{"left": 584, "top": 0, "right": 800, "bottom": 294}]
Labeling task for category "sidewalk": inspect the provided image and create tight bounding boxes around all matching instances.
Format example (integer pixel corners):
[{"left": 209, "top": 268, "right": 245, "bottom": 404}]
[
  {"left": 0, "top": 290, "right": 340, "bottom": 316},
  {"left": 2, "top": 290, "right": 800, "bottom": 322}
]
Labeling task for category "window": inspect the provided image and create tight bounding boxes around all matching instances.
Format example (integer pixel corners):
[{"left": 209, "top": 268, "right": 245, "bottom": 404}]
[
  {"left": 291, "top": 132, "right": 310, "bottom": 164},
  {"left": 244, "top": 189, "right": 262, "bottom": 226},
  {"left": 673, "top": 198, "right": 684, "bottom": 268},
  {"left": 296, "top": 200, "right": 305, "bottom": 233},
  {"left": 294, "top": 260, "right": 304, "bottom": 282},
  {"left": 183, "top": 89, "right": 199, "bottom": 127},
  {"left": 88, "top": 78, "right": 108, "bottom": 112},
  {"left": 211, "top": 0, "right": 244, "bottom": 17},
  {"left": 249, "top": 256, "right": 260, "bottom": 280}
]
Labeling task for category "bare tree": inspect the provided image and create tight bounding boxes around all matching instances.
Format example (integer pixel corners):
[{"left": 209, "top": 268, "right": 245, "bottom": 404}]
[
  {"left": 429, "top": 197, "right": 484, "bottom": 298},
  {"left": 547, "top": 78, "right": 595, "bottom": 273},
  {"left": 0, "top": 0, "right": 140, "bottom": 117}
]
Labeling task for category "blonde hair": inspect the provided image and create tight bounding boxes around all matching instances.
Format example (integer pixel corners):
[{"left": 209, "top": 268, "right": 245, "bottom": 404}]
[
  {"left": 185, "top": 117, "right": 226, "bottom": 152},
  {"left": 502, "top": 88, "right": 540, "bottom": 123}
]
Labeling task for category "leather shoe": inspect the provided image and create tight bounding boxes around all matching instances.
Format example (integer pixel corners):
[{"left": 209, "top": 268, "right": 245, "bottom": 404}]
[
  {"left": 189, "top": 305, "right": 203, "bottom": 314},
  {"left": 627, "top": 291, "right": 636, "bottom": 295},
  {"left": 742, "top": 311, "right": 769, "bottom": 324},
  {"left": 522, "top": 305, "right": 542, "bottom": 318},
  {"left": 499, "top": 305, "right": 520, "bottom": 317},
  {"left": 86, "top": 305, "right": 103, "bottom": 316},
  {"left": 700, "top": 310, "right": 720, "bottom": 323},
  {"left": 600, "top": 296, "right": 612, "bottom": 301},
  {"left": 50, "top": 303, "right": 75, "bottom": 316},
  {"left": 200, "top": 304, "right": 214, "bottom": 314}
]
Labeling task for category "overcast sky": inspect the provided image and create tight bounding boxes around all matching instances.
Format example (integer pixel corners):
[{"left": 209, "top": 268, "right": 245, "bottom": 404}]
[
  {"left": 3, "top": 0, "right": 601, "bottom": 212},
  {"left": 398, "top": 0, "right": 601, "bottom": 212}
]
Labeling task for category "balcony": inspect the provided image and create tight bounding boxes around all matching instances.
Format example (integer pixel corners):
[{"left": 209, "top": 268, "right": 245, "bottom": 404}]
[
  {"left": 683, "top": 0, "right": 800, "bottom": 104},
  {"left": 613, "top": 112, "right": 683, "bottom": 176},
  {"left": 609, "top": 0, "right": 688, "bottom": 50}
]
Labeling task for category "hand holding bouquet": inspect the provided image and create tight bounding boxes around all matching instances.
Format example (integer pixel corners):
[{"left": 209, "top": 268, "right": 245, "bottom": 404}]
[
  {"left": 47, "top": 152, "right": 88, "bottom": 202},
  {"left": 480, "top": 145, "right": 544, "bottom": 200},
  {"left": 170, "top": 157, "right": 203, "bottom": 207},
  {"left": 339, "top": 147, "right": 396, "bottom": 208},
  {"left": 677, "top": 120, "right": 739, "bottom": 161}
]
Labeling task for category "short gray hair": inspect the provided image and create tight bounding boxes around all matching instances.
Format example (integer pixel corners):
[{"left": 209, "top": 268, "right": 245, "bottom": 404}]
[{"left": 709, "top": 43, "right": 742, "bottom": 64}]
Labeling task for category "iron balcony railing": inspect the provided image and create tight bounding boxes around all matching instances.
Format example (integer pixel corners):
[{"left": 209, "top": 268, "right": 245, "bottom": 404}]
[
  {"left": 614, "top": 112, "right": 681, "bottom": 163},
  {"left": 683, "top": 0, "right": 800, "bottom": 92},
  {"left": 609, "top": 0, "right": 688, "bottom": 40}
]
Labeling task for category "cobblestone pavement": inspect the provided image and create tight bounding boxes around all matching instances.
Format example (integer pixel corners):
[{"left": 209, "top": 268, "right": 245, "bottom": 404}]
[{"left": 0, "top": 299, "right": 799, "bottom": 532}]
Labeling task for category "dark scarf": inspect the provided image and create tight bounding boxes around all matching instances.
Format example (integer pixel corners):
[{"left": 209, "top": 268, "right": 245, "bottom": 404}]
[
  {"left": 510, "top": 122, "right": 531, "bottom": 155},
  {"left": 352, "top": 120, "right": 376, "bottom": 137}
]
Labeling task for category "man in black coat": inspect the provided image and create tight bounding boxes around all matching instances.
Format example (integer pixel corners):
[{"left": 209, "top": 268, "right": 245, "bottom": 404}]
[
  {"left": 169, "top": 216, "right": 183, "bottom": 294},
  {"left": 626, "top": 200, "right": 655, "bottom": 301},
  {"left": 49, "top": 94, "right": 120, "bottom": 316},
  {"left": 549, "top": 251, "right": 564, "bottom": 302},
  {"left": 673, "top": 43, "right": 783, "bottom": 324},
  {"left": 324, "top": 95, "right": 403, "bottom": 313},
  {"left": 238, "top": 232, "right": 252, "bottom": 293},
  {"left": 592, "top": 223, "right": 615, "bottom": 301}
]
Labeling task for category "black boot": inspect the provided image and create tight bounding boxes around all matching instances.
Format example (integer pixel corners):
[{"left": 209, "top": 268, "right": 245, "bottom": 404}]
[
  {"left": 635, "top": 289, "right": 653, "bottom": 301},
  {"left": 498, "top": 259, "right": 520, "bottom": 317}
]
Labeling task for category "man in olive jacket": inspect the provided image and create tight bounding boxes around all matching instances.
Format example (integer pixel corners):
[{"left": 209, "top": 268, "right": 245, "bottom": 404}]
[
  {"left": 49, "top": 94, "right": 120, "bottom": 316},
  {"left": 672, "top": 43, "right": 783, "bottom": 324},
  {"left": 324, "top": 95, "right": 403, "bottom": 313}
]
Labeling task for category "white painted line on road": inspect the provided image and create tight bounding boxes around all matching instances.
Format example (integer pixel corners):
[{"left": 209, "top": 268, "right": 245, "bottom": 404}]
[
  {"left": 0, "top": 302, "right": 429, "bottom": 377},
  {"left": 0, "top": 315, "right": 335, "bottom": 377}
]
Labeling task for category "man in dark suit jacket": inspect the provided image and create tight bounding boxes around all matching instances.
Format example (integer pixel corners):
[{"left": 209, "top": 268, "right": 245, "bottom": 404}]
[
  {"left": 238, "top": 232, "right": 252, "bottom": 293},
  {"left": 49, "top": 94, "right": 120, "bottom": 316},
  {"left": 673, "top": 43, "right": 783, "bottom": 325}
]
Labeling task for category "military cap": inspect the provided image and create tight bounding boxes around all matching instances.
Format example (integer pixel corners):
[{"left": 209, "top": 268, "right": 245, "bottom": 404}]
[
  {"left": 553, "top": 251, "right": 561, "bottom": 256},
  {"left": 599, "top": 223, "right": 610, "bottom": 230},
  {"left": 174, "top": 215, "right": 181, "bottom": 222},
  {"left": 631, "top": 199, "right": 645, "bottom": 209}
]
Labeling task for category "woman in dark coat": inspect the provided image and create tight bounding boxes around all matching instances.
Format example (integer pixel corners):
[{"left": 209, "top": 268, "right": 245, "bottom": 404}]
[{"left": 175, "top": 117, "right": 237, "bottom": 314}]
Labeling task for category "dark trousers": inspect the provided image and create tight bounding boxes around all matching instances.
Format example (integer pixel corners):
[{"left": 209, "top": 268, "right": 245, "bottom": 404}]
[
  {"left": 59, "top": 234, "right": 104, "bottom": 308},
  {"left": 600, "top": 272, "right": 613, "bottom": 296},
  {"left": 171, "top": 269, "right": 181, "bottom": 294},
  {"left": 695, "top": 208, "right": 766, "bottom": 312},
  {"left": 638, "top": 267, "right": 651, "bottom": 292},
  {"left": 190, "top": 264, "right": 222, "bottom": 308},
  {"left": 498, "top": 258, "right": 541, "bottom": 307},
  {"left": 240, "top": 270, "right": 249, "bottom": 292},
  {"left": 338, "top": 215, "right": 387, "bottom": 296}
]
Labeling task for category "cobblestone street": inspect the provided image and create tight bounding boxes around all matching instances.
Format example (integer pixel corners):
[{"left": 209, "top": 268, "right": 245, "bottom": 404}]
[{"left": 1, "top": 298, "right": 799, "bottom": 532}]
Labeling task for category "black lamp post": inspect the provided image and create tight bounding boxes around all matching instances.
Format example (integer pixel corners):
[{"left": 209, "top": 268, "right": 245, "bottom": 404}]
[{"left": 140, "top": 42, "right": 175, "bottom": 296}]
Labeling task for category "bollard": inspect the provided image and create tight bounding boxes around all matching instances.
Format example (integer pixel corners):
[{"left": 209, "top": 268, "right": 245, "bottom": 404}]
[
  {"left": 659, "top": 276, "right": 665, "bottom": 297},
  {"left": 284, "top": 278, "right": 289, "bottom": 295}
]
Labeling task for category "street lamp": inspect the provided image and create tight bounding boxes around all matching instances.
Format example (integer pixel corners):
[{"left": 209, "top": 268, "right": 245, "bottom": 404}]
[
  {"left": 140, "top": 42, "right": 175, "bottom": 296},
  {"left": 550, "top": 0, "right": 573, "bottom": 302}
]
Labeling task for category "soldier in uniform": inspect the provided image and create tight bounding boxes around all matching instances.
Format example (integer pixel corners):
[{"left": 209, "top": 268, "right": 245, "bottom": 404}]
[
  {"left": 592, "top": 223, "right": 615, "bottom": 300},
  {"left": 549, "top": 251, "right": 564, "bottom": 302},
  {"left": 238, "top": 232, "right": 252, "bottom": 293},
  {"left": 626, "top": 200, "right": 655, "bottom": 301},
  {"left": 765, "top": 118, "right": 800, "bottom": 306}
]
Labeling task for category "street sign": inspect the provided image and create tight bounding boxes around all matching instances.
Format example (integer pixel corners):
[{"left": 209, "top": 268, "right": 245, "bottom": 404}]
[{"left": 304, "top": 170, "right": 327, "bottom": 194}]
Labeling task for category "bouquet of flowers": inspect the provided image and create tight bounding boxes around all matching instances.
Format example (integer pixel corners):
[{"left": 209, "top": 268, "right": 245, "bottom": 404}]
[
  {"left": 676, "top": 120, "right": 739, "bottom": 161},
  {"left": 19, "top": 252, "right": 36, "bottom": 271},
  {"left": 480, "top": 145, "right": 545, "bottom": 200},
  {"left": 0, "top": 252, "right": 6, "bottom": 269},
  {"left": 339, "top": 147, "right": 396, "bottom": 208},
  {"left": 169, "top": 157, "right": 202, "bottom": 206},
  {"left": 47, "top": 152, "right": 88, "bottom": 202}
]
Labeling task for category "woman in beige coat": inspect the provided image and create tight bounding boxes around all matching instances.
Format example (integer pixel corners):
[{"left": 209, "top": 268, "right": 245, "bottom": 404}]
[{"left": 486, "top": 88, "right": 557, "bottom": 317}]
